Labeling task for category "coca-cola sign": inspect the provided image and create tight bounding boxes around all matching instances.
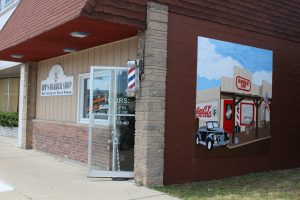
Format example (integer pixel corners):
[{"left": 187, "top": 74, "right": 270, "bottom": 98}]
[
  {"left": 236, "top": 76, "right": 251, "bottom": 92},
  {"left": 196, "top": 105, "right": 213, "bottom": 118},
  {"left": 195, "top": 101, "right": 219, "bottom": 122}
]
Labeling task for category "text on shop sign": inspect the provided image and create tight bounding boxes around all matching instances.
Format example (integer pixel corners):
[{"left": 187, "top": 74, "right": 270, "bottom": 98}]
[
  {"left": 236, "top": 76, "right": 251, "bottom": 92},
  {"left": 41, "top": 64, "right": 73, "bottom": 96}
]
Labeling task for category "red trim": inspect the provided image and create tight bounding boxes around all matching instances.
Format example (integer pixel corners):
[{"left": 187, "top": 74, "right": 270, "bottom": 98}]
[
  {"left": 240, "top": 102, "right": 254, "bottom": 126},
  {"left": 236, "top": 76, "right": 251, "bottom": 92}
]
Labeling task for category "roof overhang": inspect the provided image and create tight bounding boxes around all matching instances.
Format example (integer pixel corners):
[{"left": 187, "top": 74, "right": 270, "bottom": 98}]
[{"left": 0, "top": 16, "right": 139, "bottom": 62}]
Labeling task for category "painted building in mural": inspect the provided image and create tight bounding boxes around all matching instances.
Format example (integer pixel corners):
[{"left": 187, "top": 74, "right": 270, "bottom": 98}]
[
  {"left": 196, "top": 66, "right": 272, "bottom": 146},
  {"left": 0, "top": 0, "right": 299, "bottom": 186},
  {"left": 196, "top": 37, "right": 273, "bottom": 147}
]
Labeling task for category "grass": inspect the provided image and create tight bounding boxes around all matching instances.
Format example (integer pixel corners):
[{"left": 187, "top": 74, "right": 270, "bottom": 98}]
[{"left": 153, "top": 168, "right": 300, "bottom": 200}]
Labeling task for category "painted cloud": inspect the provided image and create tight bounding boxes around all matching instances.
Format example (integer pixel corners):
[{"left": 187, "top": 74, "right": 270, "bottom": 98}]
[
  {"left": 197, "top": 37, "right": 272, "bottom": 90},
  {"left": 197, "top": 37, "right": 243, "bottom": 80}
]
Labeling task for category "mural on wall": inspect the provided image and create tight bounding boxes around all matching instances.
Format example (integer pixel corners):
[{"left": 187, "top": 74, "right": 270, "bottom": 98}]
[{"left": 195, "top": 36, "right": 273, "bottom": 150}]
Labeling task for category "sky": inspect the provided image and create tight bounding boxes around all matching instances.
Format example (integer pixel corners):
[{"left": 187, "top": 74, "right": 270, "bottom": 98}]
[{"left": 197, "top": 37, "right": 273, "bottom": 90}]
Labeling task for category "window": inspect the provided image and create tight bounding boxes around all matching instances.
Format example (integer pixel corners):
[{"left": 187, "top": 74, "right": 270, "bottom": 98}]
[
  {"left": 78, "top": 72, "right": 112, "bottom": 125},
  {"left": 225, "top": 104, "right": 232, "bottom": 120},
  {"left": 78, "top": 68, "right": 135, "bottom": 125},
  {"left": 240, "top": 102, "right": 254, "bottom": 126}
]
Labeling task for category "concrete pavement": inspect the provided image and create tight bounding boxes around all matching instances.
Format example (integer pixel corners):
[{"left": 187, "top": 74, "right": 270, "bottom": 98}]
[{"left": 0, "top": 136, "right": 179, "bottom": 200}]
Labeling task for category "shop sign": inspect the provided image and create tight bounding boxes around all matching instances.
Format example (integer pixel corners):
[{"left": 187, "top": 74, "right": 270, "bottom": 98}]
[
  {"left": 236, "top": 76, "right": 251, "bottom": 92},
  {"left": 41, "top": 64, "right": 73, "bottom": 96},
  {"left": 195, "top": 100, "right": 219, "bottom": 122}
]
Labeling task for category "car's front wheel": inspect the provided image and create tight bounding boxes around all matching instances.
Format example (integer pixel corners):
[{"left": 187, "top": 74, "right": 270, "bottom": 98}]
[{"left": 206, "top": 140, "right": 213, "bottom": 150}]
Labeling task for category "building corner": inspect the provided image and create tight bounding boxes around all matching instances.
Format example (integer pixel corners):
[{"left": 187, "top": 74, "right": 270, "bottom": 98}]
[
  {"left": 134, "top": 2, "right": 168, "bottom": 186},
  {"left": 18, "top": 62, "right": 37, "bottom": 149}
]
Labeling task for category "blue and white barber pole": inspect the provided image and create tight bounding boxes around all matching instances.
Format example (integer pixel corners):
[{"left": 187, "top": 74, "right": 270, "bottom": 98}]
[
  {"left": 128, "top": 66, "right": 136, "bottom": 91},
  {"left": 127, "top": 60, "right": 141, "bottom": 96}
]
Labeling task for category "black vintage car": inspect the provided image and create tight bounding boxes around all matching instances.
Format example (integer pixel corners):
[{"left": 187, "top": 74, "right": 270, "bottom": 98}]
[{"left": 195, "top": 121, "right": 230, "bottom": 150}]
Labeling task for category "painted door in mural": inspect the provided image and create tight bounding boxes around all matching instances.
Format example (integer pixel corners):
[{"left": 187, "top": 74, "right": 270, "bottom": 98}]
[
  {"left": 223, "top": 100, "right": 234, "bottom": 134},
  {"left": 88, "top": 67, "right": 135, "bottom": 178}
]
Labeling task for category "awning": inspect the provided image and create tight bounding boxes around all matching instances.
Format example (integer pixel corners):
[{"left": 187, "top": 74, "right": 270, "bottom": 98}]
[{"left": 0, "top": 0, "right": 146, "bottom": 62}]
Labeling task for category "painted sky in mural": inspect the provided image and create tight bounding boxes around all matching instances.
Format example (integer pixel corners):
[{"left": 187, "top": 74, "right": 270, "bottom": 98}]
[{"left": 197, "top": 37, "right": 273, "bottom": 90}]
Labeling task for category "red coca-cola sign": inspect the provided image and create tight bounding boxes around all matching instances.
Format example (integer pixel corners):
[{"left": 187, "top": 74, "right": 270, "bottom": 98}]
[
  {"left": 196, "top": 105, "right": 212, "bottom": 118},
  {"left": 236, "top": 76, "right": 251, "bottom": 92}
]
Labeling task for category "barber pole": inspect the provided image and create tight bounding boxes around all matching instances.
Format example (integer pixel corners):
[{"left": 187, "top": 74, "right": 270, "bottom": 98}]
[
  {"left": 236, "top": 105, "right": 240, "bottom": 126},
  {"left": 127, "top": 66, "right": 136, "bottom": 91},
  {"left": 127, "top": 59, "right": 142, "bottom": 95}
]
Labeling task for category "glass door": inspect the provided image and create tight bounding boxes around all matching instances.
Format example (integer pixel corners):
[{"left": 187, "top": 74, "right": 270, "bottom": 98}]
[{"left": 88, "top": 67, "right": 135, "bottom": 178}]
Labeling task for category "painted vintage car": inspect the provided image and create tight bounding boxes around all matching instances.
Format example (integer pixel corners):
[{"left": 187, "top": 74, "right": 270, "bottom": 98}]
[{"left": 195, "top": 121, "right": 230, "bottom": 150}]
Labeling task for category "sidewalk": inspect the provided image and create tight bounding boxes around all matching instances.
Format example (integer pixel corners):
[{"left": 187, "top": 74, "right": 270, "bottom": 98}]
[{"left": 0, "top": 137, "right": 179, "bottom": 200}]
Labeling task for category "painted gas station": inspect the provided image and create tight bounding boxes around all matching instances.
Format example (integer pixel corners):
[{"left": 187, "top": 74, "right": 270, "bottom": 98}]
[{"left": 0, "top": 0, "right": 299, "bottom": 185}]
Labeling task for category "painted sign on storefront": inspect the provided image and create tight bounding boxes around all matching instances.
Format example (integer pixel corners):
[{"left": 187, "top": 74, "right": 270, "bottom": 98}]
[
  {"left": 236, "top": 76, "right": 251, "bottom": 92},
  {"left": 195, "top": 100, "right": 219, "bottom": 122},
  {"left": 41, "top": 64, "right": 73, "bottom": 96}
]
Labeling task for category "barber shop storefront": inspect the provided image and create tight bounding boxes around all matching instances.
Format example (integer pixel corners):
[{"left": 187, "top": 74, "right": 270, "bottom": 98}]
[
  {"left": 22, "top": 39, "right": 147, "bottom": 181},
  {"left": 0, "top": 0, "right": 299, "bottom": 186},
  {"left": 27, "top": 41, "right": 143, "bottom": 181},
  {"left": 33, "top": 38, "right": 138, "bottom": 178}
]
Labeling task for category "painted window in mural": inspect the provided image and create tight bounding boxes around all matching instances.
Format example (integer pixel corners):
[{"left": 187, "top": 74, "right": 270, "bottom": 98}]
[{"left": 195, "top": 36, "right": 273, "bottom": 150}]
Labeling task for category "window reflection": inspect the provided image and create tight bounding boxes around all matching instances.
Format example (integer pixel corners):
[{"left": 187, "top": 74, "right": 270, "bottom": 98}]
[{"left": 83, "top": 74, "right": 111, "bottom": 121}]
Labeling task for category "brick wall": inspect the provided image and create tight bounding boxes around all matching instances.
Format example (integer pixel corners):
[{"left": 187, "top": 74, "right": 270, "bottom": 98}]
[
  {"left": 83, "top": 0, "right": 300, "bottom": 42},
  {"left": 32, "top": 120, "right": 111, "bottom": 166},
  {"left": 157, "top": 0, "right": 300, "bottom": 43},
  {"left": 164, "top": 12, "right": 300, "bottom": 184}
]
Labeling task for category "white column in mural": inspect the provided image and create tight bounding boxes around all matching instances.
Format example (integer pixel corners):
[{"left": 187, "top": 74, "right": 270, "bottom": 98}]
[{"left": 17, "top": 64, "right": 25, "bottom": 147}]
